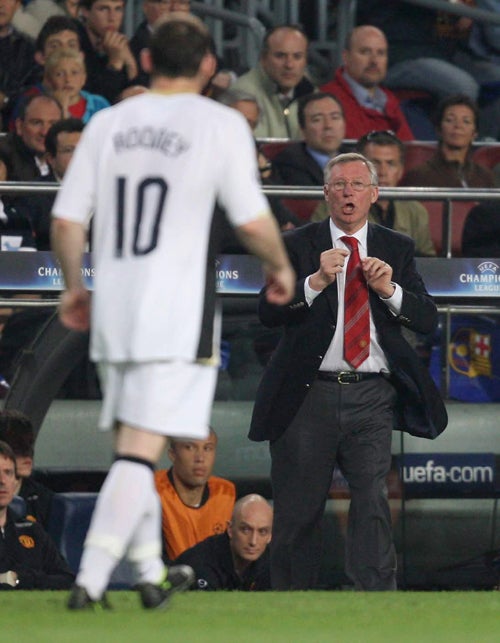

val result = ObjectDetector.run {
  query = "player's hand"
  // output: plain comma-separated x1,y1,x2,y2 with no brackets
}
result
59,288,91,332
265,265,296,305
361,257,394,298
309,248,349,292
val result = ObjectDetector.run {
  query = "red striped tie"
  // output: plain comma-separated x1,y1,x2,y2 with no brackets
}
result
341,236,370,368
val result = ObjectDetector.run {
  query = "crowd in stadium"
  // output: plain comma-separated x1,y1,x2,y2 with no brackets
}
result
1,0,499,597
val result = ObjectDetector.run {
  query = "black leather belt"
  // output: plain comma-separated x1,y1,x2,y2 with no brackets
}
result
316,371,385,384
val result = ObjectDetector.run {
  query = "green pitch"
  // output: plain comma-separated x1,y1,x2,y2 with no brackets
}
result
1,591,498,643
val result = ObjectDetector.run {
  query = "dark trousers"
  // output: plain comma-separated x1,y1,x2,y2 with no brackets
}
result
270,376,397,590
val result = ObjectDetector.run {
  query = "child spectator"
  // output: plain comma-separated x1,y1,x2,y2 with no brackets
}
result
44,48,109,122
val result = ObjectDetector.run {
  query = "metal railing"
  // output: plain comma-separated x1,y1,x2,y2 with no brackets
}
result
262,185,500,259
1,181,500,259
1,180,499,399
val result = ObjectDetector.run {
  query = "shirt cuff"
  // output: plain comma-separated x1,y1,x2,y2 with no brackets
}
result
304,275,322,306
379,282,402,315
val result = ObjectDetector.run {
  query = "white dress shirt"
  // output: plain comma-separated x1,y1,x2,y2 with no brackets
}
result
304,220,403,373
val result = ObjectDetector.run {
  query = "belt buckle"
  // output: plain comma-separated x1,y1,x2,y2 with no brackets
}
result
337,371,359,384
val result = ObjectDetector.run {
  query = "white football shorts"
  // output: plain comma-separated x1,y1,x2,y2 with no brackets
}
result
97,360,217,439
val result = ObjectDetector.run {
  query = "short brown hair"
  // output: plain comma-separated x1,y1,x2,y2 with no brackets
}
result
0,440,17,471
150,15,214,78
0,410,35,457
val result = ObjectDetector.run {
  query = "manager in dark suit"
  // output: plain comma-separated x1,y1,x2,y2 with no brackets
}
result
249,152,447,591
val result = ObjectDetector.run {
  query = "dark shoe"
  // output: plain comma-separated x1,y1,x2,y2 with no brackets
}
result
67,585,112,611
137,564,194,610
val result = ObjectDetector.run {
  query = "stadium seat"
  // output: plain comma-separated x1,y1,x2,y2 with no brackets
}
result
422,200,476,256
403,142,437,173
48,492,135,588
258,141,292,160
471,145,500,170
281,197,322,223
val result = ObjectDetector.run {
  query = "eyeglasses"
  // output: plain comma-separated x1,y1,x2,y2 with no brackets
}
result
330,180,374,192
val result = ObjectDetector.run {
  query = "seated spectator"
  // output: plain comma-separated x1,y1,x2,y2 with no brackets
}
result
34,13,82,67
0,0,37,132
154,427,236,561
216,88,299,234
462,201,500,257
401,95,495,188
131,0,190,85
232,24,315,139
0,410,54,526
0,440,74,590
16,117,83,249
272,91,346,186
0,94,62,181
77,0,138,103
358,130,436,256
175,494,272,591
321,25,414,141
454,0,500,137
7,14,83,129
12,0,84,42
357,1,500,141
44,48,109,121
0,149,36,251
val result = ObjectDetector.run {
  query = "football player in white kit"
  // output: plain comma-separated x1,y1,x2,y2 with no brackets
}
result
51,13,295,610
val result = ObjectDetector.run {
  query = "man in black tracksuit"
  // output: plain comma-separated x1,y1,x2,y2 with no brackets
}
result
0,441,74,590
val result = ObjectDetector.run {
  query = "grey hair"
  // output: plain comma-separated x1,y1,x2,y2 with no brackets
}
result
323,152,378,186
216,88,261,113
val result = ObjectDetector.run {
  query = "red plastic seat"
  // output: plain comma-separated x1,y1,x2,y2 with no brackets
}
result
403,142,437,173
422,200,476,256
471,145,500,170
281,198,322,223
259,141,293,160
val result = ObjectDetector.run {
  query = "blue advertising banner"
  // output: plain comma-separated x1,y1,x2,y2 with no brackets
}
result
0,253,500,298
397,453,497,497
417,257,500,298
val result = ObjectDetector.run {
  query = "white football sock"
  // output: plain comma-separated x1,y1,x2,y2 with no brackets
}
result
76,458,162,599
127,486,165,585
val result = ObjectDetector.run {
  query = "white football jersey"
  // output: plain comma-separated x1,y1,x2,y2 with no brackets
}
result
52,92,270,362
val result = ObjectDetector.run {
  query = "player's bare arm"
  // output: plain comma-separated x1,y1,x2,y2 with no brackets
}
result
51,218,90,331
235,216,295,305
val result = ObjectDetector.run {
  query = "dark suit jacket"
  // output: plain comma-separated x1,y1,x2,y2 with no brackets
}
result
249,220,448,442
273,142,324,186
0,134,42,182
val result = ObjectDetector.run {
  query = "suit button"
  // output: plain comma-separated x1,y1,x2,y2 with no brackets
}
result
318,355,323,360
305,383,310,388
